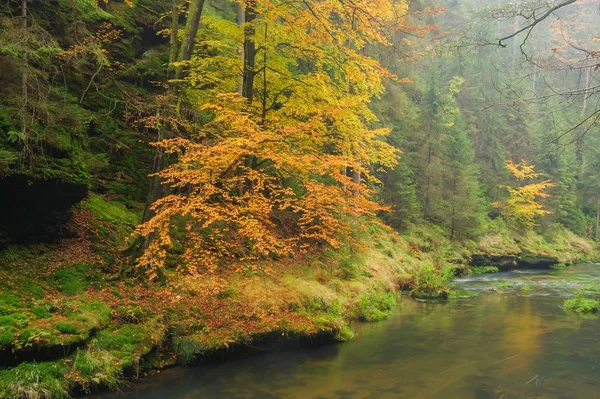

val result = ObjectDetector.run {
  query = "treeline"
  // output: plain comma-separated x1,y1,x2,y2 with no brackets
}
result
0,0,598,278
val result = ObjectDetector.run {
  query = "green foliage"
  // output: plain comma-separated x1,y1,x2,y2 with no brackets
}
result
0,362,69,399
333,324,355,342
410,263,452,299
520,285,532,293
469,266,499,275
0,313,29,329
564,295,599,314
72,348,123,392
31,306,53,319
113,304,149,324
0,328,14,346
357,289,397,322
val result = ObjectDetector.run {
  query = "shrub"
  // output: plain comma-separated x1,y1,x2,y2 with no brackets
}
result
357,289,397,322
410,263,452,299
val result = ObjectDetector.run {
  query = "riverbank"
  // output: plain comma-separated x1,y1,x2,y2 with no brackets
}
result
0,194,597,398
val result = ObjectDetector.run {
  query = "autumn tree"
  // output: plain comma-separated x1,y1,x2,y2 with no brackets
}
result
493,160,554,229
134,0,410,279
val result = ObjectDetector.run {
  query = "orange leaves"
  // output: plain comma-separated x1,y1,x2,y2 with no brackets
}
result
133,0,408,280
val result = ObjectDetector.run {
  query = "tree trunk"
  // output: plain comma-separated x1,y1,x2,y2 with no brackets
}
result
423,142,432,220
178,0,205,68
450,176,457,240
167,0,180,80
242,0,257,104
352,165,361,197
594,197,600,241
237,1,245,95
20,0,28,160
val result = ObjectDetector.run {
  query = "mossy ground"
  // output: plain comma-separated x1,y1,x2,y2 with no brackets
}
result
0,198,597,398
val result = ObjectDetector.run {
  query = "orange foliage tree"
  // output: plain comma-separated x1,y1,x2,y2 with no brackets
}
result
492,160,554,229
134,0,414,280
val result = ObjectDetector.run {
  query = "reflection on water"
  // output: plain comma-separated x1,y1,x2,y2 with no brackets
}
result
100,264,600,399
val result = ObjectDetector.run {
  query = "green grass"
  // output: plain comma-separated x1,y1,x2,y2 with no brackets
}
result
72,348,123,391
0,361,69,399
356,289,397,322
564,295,599,314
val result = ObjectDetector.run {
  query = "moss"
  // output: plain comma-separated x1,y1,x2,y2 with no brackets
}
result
0,294,23,316
113,304,149,324
489,279,516,291
23,283,45,299
0,361,69,399
32,305,53,319
172,336,203,365
82,194,140,231
551,263,567,269
448,289,478,298
53,266,88,296
0,327,14,346
55,321,78,334
520,285,532,293
564,295,599,314
581,285,600,293
469,266,499,275
17,328,52,349
70,302,112,328
333,324,354,342
357,289,397,322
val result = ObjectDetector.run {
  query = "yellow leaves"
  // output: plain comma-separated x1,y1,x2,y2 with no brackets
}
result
506,159,543,180
494,160,554,229
133,0,415,279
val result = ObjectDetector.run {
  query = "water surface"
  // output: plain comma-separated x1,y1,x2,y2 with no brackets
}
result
101,264,600,398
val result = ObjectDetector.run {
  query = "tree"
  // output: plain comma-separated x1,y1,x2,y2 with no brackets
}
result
493,160,554,229
134,0,409,279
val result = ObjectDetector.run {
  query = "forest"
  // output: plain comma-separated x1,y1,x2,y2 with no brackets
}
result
0,0,599,397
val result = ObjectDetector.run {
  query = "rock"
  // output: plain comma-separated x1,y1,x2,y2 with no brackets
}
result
0,174,88,247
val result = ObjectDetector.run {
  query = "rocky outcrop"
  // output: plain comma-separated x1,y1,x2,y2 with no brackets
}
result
0,174,87,247
471,252,560,270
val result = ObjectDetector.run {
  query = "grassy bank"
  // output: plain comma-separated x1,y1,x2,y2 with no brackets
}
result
0,195,597,398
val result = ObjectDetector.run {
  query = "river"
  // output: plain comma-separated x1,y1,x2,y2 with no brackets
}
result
98,263,600,398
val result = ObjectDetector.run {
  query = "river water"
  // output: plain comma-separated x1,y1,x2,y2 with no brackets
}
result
101,264,600,398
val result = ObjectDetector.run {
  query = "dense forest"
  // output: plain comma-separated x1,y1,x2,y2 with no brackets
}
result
0,0,599,397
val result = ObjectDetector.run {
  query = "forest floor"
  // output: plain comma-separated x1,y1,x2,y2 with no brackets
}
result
0,194,597,398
